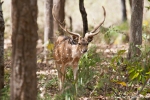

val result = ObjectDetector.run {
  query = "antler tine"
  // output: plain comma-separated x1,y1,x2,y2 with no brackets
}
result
66,29,81,37
85,30,100,38
90,6,106,33
52,5,81,37
52,5,67,32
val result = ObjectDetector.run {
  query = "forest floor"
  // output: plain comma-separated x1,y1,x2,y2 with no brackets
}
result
2,0,150,99
4,41,150,100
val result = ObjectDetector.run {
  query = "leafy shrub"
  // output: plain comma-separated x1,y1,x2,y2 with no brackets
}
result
0,69,10,100
103,22,129,44
55,45,101,99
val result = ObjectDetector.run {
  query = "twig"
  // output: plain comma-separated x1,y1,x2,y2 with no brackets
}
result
137,78,149,96
131,77,150,100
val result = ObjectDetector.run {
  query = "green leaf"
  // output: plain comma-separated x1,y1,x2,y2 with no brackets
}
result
117,50,126,55
131,72,139,80
116,81,127,87
128,68,135,74
47,43,54,51
145,6,150,10
146,71,150,75
111,56,118,63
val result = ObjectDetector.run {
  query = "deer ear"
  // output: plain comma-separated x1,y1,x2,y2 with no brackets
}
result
87,36,93,42
72,35,79,44
85,33,94,43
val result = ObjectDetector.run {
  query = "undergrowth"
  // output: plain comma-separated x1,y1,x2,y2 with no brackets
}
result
2,22,150,99
51,41,150,99
2,42,150,100
2,37,150,100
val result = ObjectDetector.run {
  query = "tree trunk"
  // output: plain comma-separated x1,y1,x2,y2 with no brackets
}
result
0,1,4,96
129,0,132,9
53,0,65,35
11,0,38,100
127,0,144,59
79,0,88,37
121,0,127,22
69,16,72,31
44,0,53,61
44,0,53,43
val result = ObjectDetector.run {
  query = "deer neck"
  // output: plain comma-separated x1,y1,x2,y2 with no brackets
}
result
71,45,82,58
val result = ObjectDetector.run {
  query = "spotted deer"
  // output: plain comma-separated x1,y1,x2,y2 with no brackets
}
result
53,6,106,90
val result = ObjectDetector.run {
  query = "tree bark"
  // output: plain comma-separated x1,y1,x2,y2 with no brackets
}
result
79,0,88,37
127,0,144,59
69,16,72,31
44,0,53,43
129,0,132,9
121,0,127,22
53,0,65,35
11,0,38,100
44,0,53,62
0,1,4,96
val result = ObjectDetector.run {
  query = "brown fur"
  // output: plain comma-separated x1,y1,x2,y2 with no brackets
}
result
53,36,89,90
53,6,106,90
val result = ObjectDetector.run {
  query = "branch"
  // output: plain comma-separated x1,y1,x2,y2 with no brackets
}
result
79,0,88,37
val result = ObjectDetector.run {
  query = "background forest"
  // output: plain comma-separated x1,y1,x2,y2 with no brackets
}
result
0,0,150,100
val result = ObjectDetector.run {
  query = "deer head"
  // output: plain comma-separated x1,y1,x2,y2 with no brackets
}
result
52,5,106,54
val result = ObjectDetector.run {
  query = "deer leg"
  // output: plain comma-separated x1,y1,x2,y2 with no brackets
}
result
60,64,66,89
73,65,78,81
56,64,66,90
55,64,62,90
73,63,79,92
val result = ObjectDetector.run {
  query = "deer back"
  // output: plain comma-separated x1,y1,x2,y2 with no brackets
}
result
53,36,81,65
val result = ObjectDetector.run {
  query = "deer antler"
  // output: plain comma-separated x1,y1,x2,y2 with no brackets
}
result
86,6,106,37
52,5,81,37
52,5,66,31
